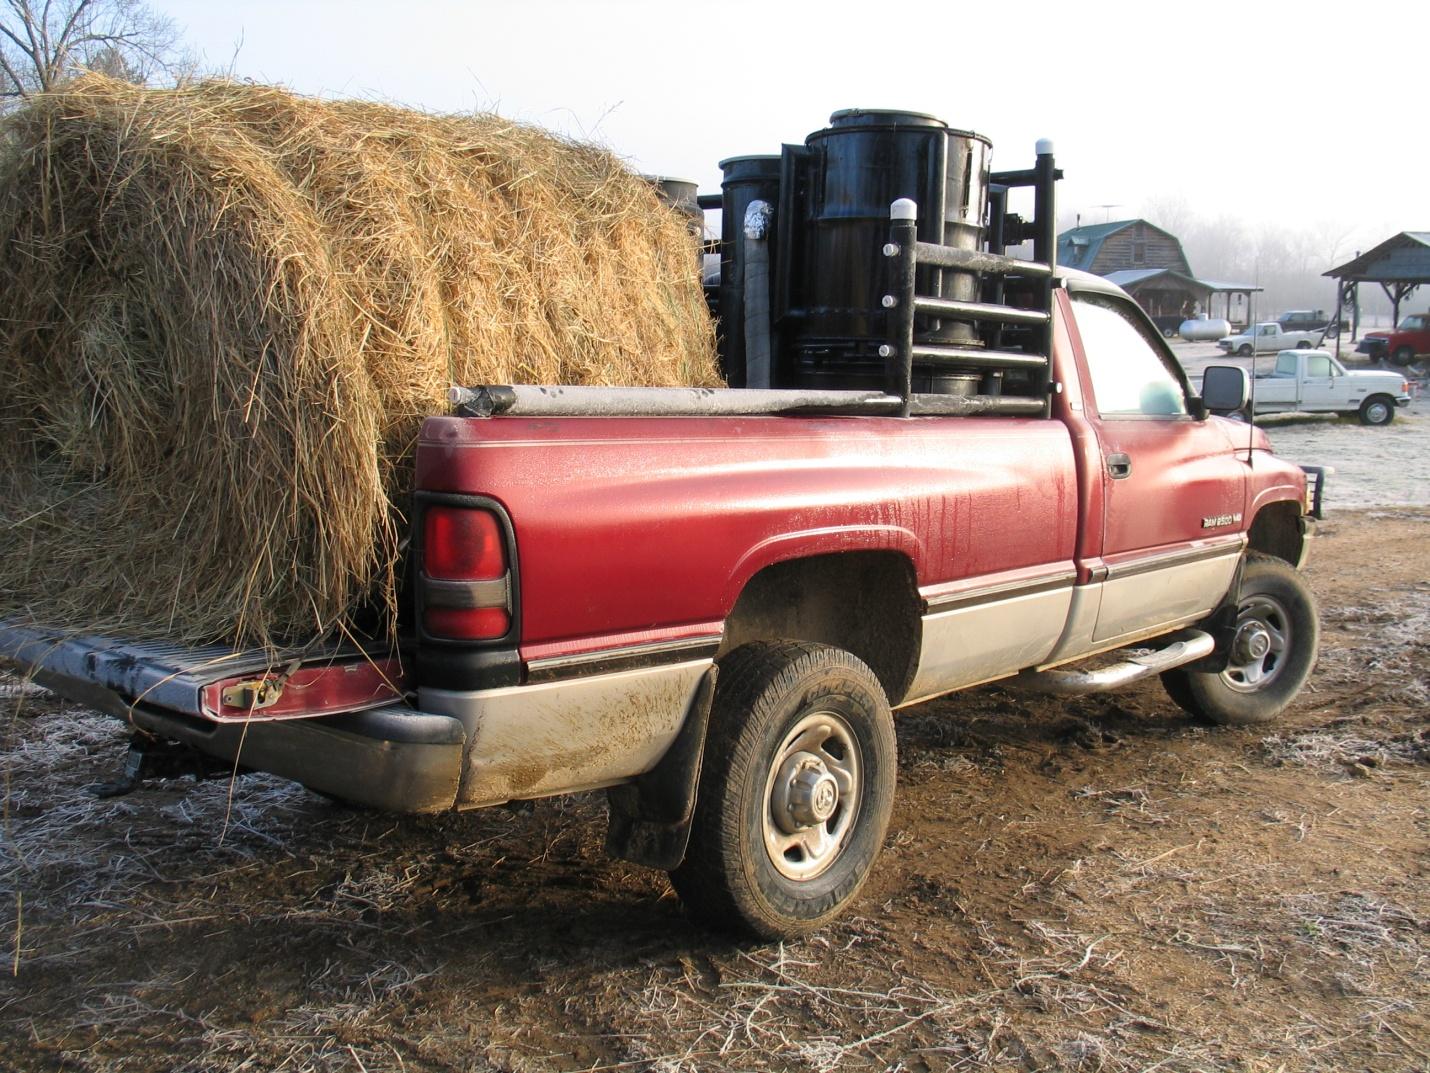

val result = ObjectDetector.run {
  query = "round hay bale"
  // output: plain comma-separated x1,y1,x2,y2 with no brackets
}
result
0,76,719,648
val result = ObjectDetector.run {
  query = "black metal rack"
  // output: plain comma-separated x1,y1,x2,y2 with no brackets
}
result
881,142,1061,418
452,133,1064,423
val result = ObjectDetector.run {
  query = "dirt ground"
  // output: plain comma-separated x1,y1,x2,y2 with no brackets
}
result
2,515,1427,1068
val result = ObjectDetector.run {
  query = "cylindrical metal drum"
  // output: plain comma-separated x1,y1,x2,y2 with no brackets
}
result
716,155,782,387
786,109,992,394
1179,316,1233,341
643,175,703,239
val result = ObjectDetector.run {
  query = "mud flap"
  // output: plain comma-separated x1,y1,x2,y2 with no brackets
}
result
605,666,717,871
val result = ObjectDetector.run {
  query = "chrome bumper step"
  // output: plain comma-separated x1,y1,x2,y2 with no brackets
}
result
1014,630,1216,696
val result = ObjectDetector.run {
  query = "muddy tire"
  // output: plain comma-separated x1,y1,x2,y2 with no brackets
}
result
1161,556,1318,725
1358,395,1395,426
670,641,896,939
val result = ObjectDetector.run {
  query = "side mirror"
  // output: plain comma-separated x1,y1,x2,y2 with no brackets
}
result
1200,365,1250,414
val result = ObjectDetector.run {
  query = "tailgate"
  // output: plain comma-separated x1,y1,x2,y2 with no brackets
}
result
0,621,404,722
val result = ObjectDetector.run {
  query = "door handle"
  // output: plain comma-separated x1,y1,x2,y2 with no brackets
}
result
1107,452,1132,479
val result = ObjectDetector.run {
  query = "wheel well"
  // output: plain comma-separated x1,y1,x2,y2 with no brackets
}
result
1247,501,1303,566
719,552,921,704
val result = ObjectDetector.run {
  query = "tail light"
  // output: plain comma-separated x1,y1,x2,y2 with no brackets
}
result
421,505,513,641
203,658,406,722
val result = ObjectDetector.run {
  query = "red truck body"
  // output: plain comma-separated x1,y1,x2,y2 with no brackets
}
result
1356,312,1430,365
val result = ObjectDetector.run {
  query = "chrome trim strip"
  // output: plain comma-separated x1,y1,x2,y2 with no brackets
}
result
525,634,723,683
921,568,1077,612
1102,538,1245,582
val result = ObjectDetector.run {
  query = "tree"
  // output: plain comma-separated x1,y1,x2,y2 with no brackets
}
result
0,0,189,106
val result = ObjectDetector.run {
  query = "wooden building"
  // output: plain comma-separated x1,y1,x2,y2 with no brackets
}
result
1058,219,1191,276
1058,219,1259,329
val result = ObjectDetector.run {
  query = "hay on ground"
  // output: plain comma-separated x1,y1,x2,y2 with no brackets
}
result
0,76,718,649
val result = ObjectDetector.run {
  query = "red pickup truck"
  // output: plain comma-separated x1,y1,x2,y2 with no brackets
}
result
1,116,1326,939
1356,312,1430,365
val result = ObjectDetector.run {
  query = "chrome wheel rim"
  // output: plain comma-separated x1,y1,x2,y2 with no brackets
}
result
1222,594,1291,692
763,711,861,881
1366,402,1389,423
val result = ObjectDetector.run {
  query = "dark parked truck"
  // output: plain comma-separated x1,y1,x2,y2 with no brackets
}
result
0,110,1326,939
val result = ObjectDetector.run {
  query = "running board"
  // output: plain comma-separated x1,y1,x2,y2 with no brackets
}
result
1014,631,1215,696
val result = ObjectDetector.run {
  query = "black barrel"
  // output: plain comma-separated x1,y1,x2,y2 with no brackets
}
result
785,109,991,394
716,155,782,387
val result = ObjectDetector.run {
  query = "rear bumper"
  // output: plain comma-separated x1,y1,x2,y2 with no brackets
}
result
137,705,465,813
22,665,464,813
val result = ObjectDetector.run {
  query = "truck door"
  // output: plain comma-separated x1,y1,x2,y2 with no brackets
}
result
1294,351,1338,410
1067,291,1247,645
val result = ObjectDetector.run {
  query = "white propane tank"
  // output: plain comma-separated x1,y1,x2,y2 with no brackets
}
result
1180,316,1232,341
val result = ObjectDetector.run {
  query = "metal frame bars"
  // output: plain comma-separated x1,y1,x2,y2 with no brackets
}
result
878,142,1060,417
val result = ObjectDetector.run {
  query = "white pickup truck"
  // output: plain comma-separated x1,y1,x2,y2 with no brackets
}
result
1218,322,1323,355
1249,349,1412,425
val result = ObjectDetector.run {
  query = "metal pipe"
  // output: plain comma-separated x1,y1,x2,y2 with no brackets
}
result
885,199,919,415
742,200,775,389
913,296,1049,325
1033,139,1058,418
913,242,1052,278
906,345,1047,369
907,394,1045,416
989,166,1066,187
449,385,906,419
446,385,1049,420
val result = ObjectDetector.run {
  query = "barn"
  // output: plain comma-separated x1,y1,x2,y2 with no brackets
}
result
1057,219,1259,332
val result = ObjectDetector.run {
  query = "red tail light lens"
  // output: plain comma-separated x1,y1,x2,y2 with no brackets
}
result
424,607,511,640
422,505,513,641
424,507,505,579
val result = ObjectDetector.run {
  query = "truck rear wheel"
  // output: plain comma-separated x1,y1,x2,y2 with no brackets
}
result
1161,556,1318,725
1358,396,1395,426
670,641,896,939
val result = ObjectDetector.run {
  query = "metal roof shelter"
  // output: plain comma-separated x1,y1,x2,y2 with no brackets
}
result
1101,268,1261,322
1325,232,1430,355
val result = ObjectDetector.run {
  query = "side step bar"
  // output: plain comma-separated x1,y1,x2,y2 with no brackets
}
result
1014,631,1215,697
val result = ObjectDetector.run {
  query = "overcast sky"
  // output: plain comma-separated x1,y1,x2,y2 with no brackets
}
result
162,0,1422,260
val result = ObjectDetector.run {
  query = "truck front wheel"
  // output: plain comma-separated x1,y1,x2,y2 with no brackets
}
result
670,641,896,939
1237,343,1254,357
1161,556,1318,725
1391,345,1415,367
1359,396,1395,426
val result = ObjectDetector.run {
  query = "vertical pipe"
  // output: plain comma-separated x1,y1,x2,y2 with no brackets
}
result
982,185,1009,394
1333,280,1344,359
742,200,775,389
1033,140,1057,418
883,199,919,416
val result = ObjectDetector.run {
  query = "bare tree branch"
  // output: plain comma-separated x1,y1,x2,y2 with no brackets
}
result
0,0,190,107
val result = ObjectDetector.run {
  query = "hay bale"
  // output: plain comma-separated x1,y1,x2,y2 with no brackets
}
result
0,76,719,648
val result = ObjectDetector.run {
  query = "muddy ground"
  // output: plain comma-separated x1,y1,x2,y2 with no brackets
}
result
2,501,1427,1067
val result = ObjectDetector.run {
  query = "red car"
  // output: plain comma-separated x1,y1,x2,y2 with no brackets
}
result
1357,312,1430,365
